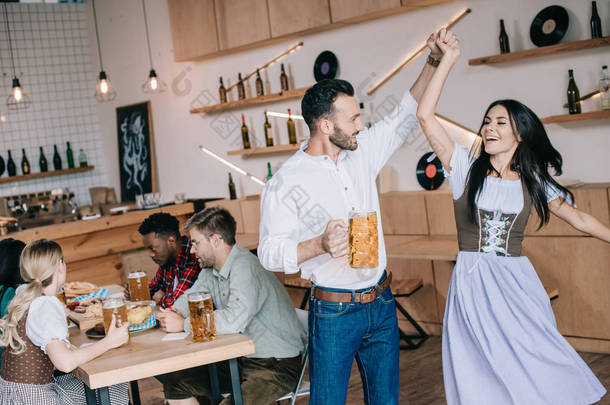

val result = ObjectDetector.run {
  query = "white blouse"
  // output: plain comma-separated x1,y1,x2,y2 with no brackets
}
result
26,295,70,354
446,142,573,214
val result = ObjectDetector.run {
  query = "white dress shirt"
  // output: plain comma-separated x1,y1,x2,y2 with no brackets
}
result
258,91,419,289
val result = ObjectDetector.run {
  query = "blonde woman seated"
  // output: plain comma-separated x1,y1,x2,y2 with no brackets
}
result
0,239,130,404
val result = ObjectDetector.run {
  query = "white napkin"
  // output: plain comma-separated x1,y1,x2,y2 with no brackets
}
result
162,332,188,341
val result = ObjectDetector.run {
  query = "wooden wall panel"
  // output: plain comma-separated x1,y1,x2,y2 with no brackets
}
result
167,0,218,61
523,237,610,340
121,248,159,281
210,199,244,234
379,191,429,235
214,0,270,50
267,0,331,37
66,254,124,286
525,187,610,236
240,198,261,234
425,191,456,235
58,226,143,264
329,0,400,22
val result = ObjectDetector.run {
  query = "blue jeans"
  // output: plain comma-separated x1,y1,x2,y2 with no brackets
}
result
308,272,399,405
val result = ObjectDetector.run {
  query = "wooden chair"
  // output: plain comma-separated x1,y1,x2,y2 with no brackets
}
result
276,308,310,404
391,277,429,350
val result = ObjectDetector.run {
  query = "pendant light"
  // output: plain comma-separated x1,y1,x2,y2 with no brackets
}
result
3,4,31,111
141,0,166,93
92,0,116,102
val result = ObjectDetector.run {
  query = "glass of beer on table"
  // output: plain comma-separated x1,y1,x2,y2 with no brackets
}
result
128,271,151,301
102,298,129,342
188,291,216,342
348,210,379,269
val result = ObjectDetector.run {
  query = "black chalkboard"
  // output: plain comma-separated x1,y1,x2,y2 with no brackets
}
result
116,101,156,201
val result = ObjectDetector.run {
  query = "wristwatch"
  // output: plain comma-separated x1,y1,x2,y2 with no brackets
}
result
427,55,441,67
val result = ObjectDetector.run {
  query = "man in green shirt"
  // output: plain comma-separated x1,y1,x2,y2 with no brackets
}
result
158,207,306,405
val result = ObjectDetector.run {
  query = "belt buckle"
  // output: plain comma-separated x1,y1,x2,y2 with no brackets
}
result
358,287,375,303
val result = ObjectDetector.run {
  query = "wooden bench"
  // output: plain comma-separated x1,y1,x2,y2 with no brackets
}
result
283,277,312,310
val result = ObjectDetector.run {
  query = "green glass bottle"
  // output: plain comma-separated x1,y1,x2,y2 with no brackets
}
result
280,64,289,92
66,141,75,168
567,69,581,115
39,146,48,172
266,162,273,182
7,150,16,177
264,111,273,147
219,77,227,103
237,73,246,100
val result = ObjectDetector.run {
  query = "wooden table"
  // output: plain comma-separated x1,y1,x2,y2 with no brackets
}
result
69,327,255,405
387,236,459,261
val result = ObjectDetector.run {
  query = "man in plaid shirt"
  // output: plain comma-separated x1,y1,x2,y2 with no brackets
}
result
138,213,201,308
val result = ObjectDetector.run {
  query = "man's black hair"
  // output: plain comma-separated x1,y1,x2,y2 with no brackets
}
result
301,79,354,132
0,238,26,289
138,213,180,239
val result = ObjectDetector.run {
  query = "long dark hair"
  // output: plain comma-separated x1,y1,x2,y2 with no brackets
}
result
466,100,574,229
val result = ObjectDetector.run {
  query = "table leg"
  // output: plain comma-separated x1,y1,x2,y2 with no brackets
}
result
84,384,97,405
229,358,243,405
130,380,142,405
97,387,112,405
208,363,223,405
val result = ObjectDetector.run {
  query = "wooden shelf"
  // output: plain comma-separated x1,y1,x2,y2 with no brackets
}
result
227,144,301,157
189,87,309,114
0,166,95,184
541,110,610,124
469,37,610,66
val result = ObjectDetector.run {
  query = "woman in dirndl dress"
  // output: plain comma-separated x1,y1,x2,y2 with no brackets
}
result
415,29,609,404
0,239,130,404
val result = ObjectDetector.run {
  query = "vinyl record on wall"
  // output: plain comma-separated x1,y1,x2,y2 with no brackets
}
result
313,50,339,82
530,5,569,47
416,152,445,190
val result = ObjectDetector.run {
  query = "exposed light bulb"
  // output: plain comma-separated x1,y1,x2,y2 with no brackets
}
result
95,70,116,102
142,69,167,93
7,77,30,110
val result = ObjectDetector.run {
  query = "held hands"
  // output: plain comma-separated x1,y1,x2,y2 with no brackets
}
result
157,307,185,333
321,219,349,258
434,28,460,63
152,290,164,305
103,313,129,349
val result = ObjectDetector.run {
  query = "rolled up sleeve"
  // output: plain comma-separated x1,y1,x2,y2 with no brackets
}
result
258,176,300,274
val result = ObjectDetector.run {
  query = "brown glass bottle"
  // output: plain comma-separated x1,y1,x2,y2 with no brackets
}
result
241,114,251,149
280,64,289,92
228,173,237,200
264,111,273,147
219,77,227,103
237,73,246,100
255,69,264,97
567,69,581,115
287,109,297,145
21,148,30,175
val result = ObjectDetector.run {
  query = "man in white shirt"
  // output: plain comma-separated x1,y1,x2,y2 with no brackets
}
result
258,30,452,404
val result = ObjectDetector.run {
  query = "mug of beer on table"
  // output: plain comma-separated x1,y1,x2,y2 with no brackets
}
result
188,291,216,342
128,271,151,301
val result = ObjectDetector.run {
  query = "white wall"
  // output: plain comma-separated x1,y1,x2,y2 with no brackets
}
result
87,0,610,202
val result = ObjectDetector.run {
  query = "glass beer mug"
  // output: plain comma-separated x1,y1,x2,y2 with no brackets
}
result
128,271,151,301
188,291,216,342
102,298,130,343
348,210,379,268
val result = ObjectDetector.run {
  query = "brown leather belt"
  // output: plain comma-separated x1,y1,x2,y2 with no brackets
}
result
313,273,392,304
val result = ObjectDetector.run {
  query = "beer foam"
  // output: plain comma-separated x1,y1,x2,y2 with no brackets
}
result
103,299,125,309
188,292,211,302
128,271,147,278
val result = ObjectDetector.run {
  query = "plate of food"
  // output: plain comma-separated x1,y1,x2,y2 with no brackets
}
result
64,281,98,298
127,300,157,333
